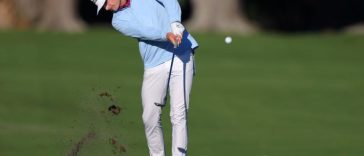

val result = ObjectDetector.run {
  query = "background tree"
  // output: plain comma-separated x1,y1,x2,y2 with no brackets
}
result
0,0,84,32
0,0,28,28
186,0,257,33
39,0,85,32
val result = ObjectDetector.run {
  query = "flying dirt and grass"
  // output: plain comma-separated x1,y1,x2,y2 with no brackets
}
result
0,29,364,156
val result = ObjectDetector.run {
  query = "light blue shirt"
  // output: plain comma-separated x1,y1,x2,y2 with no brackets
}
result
112,0,198,69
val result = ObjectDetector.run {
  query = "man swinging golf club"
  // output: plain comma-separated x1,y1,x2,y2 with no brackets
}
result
91,0,198,155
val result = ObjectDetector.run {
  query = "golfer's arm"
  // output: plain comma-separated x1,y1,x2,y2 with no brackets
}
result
157,0,181,23
112,19,168,41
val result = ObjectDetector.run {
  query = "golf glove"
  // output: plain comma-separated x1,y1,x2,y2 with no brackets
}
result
171,22,185,37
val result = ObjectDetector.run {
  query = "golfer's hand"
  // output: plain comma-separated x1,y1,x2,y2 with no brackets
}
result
166,32,181,48
171,22,184,44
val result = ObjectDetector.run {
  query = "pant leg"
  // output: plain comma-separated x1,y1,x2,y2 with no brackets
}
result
141,61,171,156
169,55,194,156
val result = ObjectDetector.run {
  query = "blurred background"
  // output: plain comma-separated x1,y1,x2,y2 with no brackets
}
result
2,0,364,32
1,0,364,156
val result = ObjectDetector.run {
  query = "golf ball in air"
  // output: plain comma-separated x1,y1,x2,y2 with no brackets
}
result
225,36,232,44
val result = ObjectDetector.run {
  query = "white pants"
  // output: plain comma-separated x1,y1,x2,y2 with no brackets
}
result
141,54,194,156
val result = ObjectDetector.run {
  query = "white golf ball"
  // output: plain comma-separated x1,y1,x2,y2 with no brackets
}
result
225,36,232,44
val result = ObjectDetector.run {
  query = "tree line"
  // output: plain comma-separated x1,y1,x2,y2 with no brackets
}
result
1,0,364,33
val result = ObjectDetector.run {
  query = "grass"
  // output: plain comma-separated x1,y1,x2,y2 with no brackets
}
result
0,29,364,156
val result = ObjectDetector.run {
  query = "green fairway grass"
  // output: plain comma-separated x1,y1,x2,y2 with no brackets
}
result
1,29,364,156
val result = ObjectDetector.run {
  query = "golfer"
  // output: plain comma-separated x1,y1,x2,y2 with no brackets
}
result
91,0,198,155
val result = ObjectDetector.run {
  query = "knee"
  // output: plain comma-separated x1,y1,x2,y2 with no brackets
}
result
170,112,187,126
142,110,161,127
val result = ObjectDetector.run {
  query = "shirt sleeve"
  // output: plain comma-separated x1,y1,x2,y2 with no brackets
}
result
156,0,181,23
112,18,168,41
